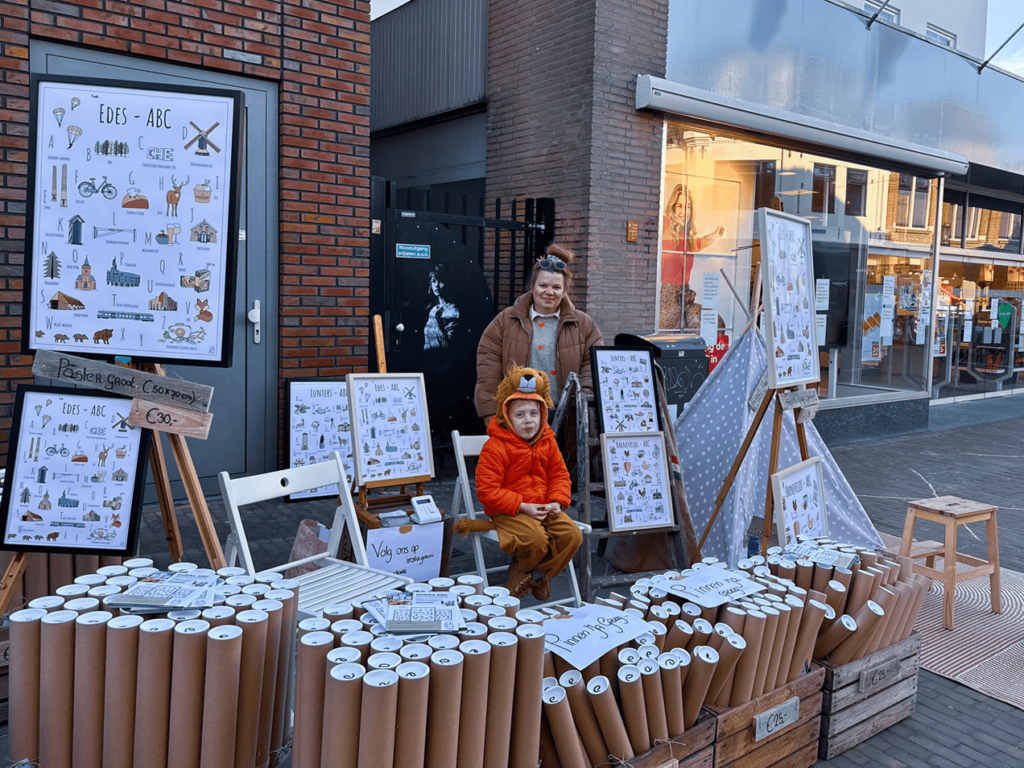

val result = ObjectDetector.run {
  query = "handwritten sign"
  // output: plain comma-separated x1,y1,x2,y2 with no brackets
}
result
754,697,799,742
748,367,769,412
127,399,213,439
32,350,213,412
778,388,818,411
542,604,653,670
365,521,443,582
859,659,901,693
666,568,764,608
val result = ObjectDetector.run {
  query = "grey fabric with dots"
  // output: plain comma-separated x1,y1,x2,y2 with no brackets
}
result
673,329,883,565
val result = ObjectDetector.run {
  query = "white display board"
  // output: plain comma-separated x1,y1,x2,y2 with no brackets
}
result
287,379,354,500
25,75,243,365
347,373,435,486
542,604,653,670
0,386,150,555
365,521,444,582
601,432,673,532
771,456,829,545
590,347,658,434
758,208,820,388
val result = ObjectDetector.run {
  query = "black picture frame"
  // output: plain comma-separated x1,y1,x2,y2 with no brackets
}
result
0,384,152,557
285,377,354,502
23,74,244,367
589,346,660,435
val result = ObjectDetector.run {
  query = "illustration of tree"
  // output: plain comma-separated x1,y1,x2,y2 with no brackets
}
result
20,487,30,504
44,251,61,279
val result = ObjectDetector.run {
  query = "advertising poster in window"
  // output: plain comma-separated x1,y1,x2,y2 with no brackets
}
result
862,291,884,363
24,75,243,366
287,379,355,500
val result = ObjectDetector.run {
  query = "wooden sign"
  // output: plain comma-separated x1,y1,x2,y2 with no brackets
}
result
127,399,213,439
796,403,819,423
858,658,902,693
32,350,213,412
778,388,818,411
748,367,769,411
754,696,799,742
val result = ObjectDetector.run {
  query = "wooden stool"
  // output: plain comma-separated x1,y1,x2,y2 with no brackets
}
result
899,495,1001,630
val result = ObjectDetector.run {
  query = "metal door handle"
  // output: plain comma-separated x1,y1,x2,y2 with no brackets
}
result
248,299,261,344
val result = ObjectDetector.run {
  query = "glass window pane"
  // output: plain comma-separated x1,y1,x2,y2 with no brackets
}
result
846,169,867,217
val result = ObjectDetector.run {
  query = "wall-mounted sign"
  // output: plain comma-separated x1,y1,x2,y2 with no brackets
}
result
396,244,431,259
24,75,243,366
287,379,355,500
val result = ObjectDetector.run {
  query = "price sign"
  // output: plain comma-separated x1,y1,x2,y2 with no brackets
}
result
754,697,799,742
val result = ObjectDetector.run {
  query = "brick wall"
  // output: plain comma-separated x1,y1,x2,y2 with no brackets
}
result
0,0,371,465
485,0,667,338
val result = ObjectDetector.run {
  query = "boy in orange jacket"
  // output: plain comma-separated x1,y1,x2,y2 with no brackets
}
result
459,366,583,599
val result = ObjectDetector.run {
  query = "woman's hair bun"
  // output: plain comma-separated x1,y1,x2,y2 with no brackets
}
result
545,243,575,264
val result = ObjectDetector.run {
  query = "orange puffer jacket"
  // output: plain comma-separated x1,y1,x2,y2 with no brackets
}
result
475,416,572,517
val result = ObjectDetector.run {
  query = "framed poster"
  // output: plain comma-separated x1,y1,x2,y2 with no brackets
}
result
771,457,829,545
601,432,673,533
24,74,243,366
758,208,820,388
287,379,355,501
590,347,659,434
0,385,151,556
347,374,435,487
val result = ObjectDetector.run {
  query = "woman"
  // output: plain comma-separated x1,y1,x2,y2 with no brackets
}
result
660,183,725,329
423,263,460,350
475,244,604,425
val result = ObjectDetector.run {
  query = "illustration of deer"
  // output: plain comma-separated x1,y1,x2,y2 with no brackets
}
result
165,175,189,216
97,444,110,467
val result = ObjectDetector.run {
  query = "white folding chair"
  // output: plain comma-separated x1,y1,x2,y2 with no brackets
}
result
449,430,590,609
218,450,412,619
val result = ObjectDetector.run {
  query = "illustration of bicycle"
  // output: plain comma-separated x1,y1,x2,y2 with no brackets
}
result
78,176,117,200
46,443,70,457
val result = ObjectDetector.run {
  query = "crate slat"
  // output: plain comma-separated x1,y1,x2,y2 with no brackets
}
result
710,667,826,737
819,632,920,690
603,713,716,768
715,692,822,765
818,696,916,761
822,654,918,713
718,717,820,768
822,675,916,737
765,740,819,768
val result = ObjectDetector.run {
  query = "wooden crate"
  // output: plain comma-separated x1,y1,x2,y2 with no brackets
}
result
706,666,825,768
816,631,920,761
598,711,716,768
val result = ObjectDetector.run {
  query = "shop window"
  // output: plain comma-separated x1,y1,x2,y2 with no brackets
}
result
864,0,899,24
896,174,930,229
999,213,1021,242
812,164,836,214
951,206,981,240
753,161,776,211
926,24,956,48
846,169,868,217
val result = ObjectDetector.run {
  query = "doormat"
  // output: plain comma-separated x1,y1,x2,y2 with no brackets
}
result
880,532,1024,711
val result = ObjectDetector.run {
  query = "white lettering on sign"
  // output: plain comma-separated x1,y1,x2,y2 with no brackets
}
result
859,659,901,693
666,568,764,608
543,604,653,671
754,697,799,742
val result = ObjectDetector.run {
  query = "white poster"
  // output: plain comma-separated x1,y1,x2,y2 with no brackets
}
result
666,568,764,608
880,305,894,346
814,279,830,312
542,604,653,670
861,291,883,363
699,309,719,348
365,522,444,582
771,457,829,545
27,77,241,364
601,432,673,532
815,314,827,347
701,272,720,310
591,348,658,434
934,311,948,357
288,380,354,500
882,276,896,307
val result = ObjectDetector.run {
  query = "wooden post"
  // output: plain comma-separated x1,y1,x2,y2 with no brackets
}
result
373,314,387,373
0,551,29,617
148,438,184,562
761,394,785,556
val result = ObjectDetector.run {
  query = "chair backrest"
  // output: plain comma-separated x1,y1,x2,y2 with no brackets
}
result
451,430,488,520
218,451,368,575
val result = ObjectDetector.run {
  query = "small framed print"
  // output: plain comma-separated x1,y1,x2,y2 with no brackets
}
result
0,384,152,556
287,379,355,500
590,346,659,435
601,432,674,533
771,457,829,545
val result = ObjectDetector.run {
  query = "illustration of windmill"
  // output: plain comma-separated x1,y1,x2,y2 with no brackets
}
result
112,412,134,432
185,122,221,156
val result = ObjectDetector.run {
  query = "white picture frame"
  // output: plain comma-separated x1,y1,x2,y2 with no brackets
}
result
771,457,829,545
758,208,820,388
287,379,355,500
590,346,659,434
601,432,674,533
347,373,435,487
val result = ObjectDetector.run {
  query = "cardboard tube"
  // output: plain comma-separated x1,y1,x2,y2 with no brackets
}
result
777,560,796,581
582,657,602,682
356,669,400,768
681,602,702,620
457,574,485,594
426,649,464,768
794,560,815,590
322,664,365,768
685,618,713,652
483,632,518,768
684,646,718,727
658,655,685,738
897,575,932,642
401,643,434,662
814,615,857,659
538,711,561,768
877,582,915,652
509,624,545,768
199,625,244,768
637,658,669,744
665,619,694,652
369,652,403,671
829,601,884,666
824,580,847,616
751,606,780,698
342,630,375,666
252,599,284,768
234,609,270,768
267,585,298,764
858,587,897,659
392,662,428,768
786,599,827,682
457,640,491,768
542,687,588,768
428,634,461,651
38,611,76,768
729,610,765,706
560,670,608,766
762,603,791,692
586,676,632,762
293,630,334,768
599,648,620,704
617,665,650,754
9,608,47,764
812,563,834,593
845,569,874,616
103,615,145,768
493,595,521,617
332,619,363,645
72,611,109,768
168,619,211,768
705,632,745,706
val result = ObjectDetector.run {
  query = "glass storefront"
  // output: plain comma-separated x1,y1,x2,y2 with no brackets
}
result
659,123,935,402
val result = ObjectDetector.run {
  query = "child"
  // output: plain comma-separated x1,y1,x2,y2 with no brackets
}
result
456,366,583,599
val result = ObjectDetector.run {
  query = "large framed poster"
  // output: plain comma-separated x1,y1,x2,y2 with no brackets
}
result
601,432,673,533
287,379,355,501
24,75,243,366
758,208,820,388
0,385,151,556
347,374,435,487
771,457,829,545
590,347,659,434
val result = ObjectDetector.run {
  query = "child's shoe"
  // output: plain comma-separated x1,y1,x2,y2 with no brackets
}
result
532,574,551,601
505,559,535,598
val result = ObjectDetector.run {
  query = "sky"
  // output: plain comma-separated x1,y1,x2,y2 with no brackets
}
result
985,0,1024,76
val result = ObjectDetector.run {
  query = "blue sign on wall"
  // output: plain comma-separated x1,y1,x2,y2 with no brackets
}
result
396,243,431,259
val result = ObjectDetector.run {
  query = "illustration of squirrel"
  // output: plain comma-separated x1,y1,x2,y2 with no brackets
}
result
195,299,213,323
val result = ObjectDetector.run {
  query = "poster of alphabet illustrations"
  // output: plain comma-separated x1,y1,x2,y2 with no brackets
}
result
771,457,829,545
347,374,435,487
287,379,355,500
0,385,151,556
590,347,659,434
24,75,243,366
601,432,673,532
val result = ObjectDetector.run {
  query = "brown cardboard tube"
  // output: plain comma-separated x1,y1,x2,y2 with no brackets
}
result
322,602,354,622
845,570,874,617
807,588,827,605
774,599,803,689
762,603,791,692
832,568,853,602
751,606,780,698
457,640,491,768
709,624,729,652
459,622,488,642
685,618,713,652
820,603,838,634
483,632,518,768
729,610,765,707
200,625,244,768
542,687,588,768
582,658,602,682
234,609,270,768
70,610,110,768
552,651,572,680
877,582,914,652
560,670,608,766
50,553,75,591
586,676,633,762
368,652,403,671
25,553,48,601
342,630,375,666
897,556,915,583
786,599,827,683
814,615,857,659
539,711,562,768
777,560,796,581
812,563,834,593
684,646,718,727
543,649,557,679
39,611,76,768
77,553,101,576
794,560,815,590
331,619,362,645
681,602,702,620
658,655,685,738
168,619,211,768
134,618,176,768
357,669,400,768
638,658,669,743
293,630,334,768
824,580,847,616
705,632,745,706
859,586,897,658
392,661,429,768
665,619,694,652
321,663,365,768
828,601,884,666
103,615,144,768
266,584,298,764
426,649,464,768
9,608,47,764
599,649,620,704
897,575,932,642
864,567,885,602
700,604,717,625
252,599,284,768
509,624,545,768
617,665,651,754
647,604,670,626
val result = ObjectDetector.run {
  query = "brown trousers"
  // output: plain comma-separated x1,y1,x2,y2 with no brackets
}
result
491,511,583,578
